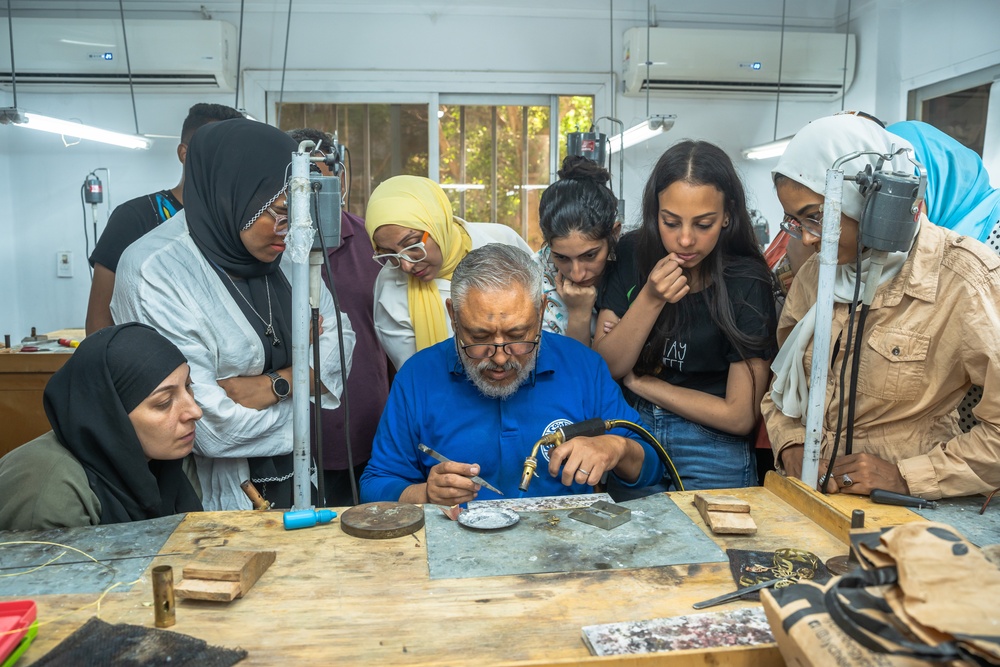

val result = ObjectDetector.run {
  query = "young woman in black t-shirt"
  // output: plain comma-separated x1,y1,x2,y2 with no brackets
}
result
594,140,777,491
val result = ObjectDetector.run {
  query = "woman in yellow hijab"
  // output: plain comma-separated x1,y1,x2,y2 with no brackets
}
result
365,176,532,370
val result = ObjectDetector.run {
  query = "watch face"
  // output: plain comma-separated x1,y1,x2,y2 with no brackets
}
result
273,376,290,397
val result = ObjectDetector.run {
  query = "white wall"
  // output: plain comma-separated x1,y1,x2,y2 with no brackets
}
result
2,0,997,337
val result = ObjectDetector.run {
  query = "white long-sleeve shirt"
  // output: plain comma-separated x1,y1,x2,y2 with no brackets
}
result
112,211,355,510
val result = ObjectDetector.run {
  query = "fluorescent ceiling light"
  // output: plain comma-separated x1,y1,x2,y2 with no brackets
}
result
1,108,152,149
608,114,676,154
742,137,792,161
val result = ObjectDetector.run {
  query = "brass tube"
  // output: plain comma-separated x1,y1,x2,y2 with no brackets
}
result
152,565,176,628
241,479,273,510
518,432,563,493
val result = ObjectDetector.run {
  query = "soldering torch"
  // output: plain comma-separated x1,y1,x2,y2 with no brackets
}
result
518,418,682,493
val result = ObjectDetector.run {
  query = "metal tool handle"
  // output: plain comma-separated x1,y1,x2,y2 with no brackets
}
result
870,488,937,509
692,577,790,610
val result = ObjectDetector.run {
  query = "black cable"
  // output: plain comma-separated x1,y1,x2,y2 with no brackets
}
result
276,0,293,128
80,181,93,280
821,194,871,491
773,0,787,142
117,0,140,136
234,0,245,109
605,419,684,491
844,302,871,456
840,0,852,112
312,305,325,505
5,0,16,108
312,186,359,505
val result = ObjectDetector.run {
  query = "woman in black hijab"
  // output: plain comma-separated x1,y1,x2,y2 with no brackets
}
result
110,119,355,511
0,323,203,530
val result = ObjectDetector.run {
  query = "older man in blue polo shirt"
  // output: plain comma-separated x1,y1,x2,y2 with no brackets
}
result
360,243,663,504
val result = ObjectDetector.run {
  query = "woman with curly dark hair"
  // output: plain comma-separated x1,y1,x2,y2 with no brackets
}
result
536,155,621,347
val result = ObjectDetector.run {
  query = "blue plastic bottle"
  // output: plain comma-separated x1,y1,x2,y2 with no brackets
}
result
283,508,337,530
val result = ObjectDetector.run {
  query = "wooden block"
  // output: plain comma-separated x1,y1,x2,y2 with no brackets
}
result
694,492,751,515
181,548,276,599
704,509,758,535
175,578,241,602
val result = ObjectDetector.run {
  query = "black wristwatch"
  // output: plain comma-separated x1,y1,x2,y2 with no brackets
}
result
267,371,290,402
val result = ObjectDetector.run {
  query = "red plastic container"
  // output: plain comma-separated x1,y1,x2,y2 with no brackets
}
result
0,600,36,663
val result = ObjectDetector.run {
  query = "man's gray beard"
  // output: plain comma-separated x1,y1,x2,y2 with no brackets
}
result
462,350,537,400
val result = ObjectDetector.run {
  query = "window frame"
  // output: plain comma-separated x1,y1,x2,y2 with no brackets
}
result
244,68,607,192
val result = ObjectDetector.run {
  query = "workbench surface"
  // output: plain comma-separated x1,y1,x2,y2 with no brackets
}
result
3,473,920,667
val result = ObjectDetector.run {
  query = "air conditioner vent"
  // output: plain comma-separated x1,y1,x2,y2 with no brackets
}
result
0,18,236,92
623,27,855,100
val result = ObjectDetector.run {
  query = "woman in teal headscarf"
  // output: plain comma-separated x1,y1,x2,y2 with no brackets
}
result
887,120,1000,245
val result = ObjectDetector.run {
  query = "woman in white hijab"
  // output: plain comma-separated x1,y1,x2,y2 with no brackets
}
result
761,113,1000,500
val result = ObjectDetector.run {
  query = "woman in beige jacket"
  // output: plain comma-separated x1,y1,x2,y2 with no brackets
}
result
762,113,1000,500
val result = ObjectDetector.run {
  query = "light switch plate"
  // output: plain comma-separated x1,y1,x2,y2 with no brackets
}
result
57,251,73,278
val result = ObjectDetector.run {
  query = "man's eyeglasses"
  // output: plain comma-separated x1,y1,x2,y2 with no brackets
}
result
372,231,429,268
780,212,823,240
459,335,540,359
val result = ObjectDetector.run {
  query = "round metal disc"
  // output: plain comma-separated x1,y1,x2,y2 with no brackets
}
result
340,502,425,539
825,555,854,575
457,507,520,531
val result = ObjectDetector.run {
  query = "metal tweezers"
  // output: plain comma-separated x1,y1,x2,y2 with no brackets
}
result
692,577,796,610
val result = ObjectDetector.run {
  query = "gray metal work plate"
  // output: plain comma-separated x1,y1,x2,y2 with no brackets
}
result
0,514,184,596
912,496,1000,547
425,493,725,580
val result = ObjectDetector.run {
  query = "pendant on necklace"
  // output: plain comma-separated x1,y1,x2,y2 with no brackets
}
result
264,325,280,346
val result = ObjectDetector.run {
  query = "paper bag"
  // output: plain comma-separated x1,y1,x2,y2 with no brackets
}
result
761,521,1000,666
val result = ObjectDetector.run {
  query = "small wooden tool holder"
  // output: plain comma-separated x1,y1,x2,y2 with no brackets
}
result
174,548,276,602
693,493,757,535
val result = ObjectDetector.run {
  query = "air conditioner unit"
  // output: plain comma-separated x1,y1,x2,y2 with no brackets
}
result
623,27,855,100
0,18,237,92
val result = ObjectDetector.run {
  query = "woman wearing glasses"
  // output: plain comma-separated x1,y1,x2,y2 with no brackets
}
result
594,141,778,491
762,113,1000,500
364,175,532,370
112,119,355,510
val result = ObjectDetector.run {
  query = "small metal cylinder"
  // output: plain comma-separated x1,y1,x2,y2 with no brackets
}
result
152,565,176,628
241,479,273,510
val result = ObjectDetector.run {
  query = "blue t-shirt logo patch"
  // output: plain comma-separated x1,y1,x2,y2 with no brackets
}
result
539,419,572,462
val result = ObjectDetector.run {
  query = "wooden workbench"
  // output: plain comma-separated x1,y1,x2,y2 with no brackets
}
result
0,329,83,458
4,474,921,666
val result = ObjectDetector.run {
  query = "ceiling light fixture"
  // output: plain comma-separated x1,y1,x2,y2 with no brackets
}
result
609,1,677,156
1,0,151,149
742,0,787,161
608,114,676,154
741,136,792,161
742,0,852,160
1,109,152,149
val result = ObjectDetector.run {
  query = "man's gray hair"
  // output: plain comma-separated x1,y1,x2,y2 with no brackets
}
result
451,243,543,313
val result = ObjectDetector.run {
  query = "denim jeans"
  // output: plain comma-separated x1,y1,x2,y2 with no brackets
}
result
634,397,757,492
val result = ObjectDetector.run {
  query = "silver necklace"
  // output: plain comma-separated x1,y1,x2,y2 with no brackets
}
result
224,273,280,346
